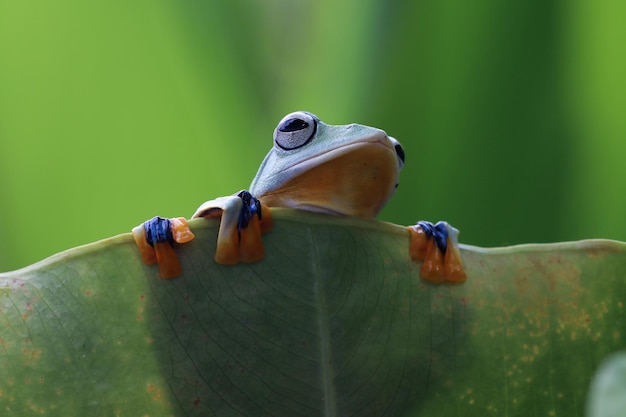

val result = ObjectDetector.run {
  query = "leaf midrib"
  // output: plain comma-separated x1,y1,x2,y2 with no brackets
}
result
310,225,337,417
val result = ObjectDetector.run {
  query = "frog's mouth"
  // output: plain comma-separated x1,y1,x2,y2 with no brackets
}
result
282,133,398,176
260,135,401,218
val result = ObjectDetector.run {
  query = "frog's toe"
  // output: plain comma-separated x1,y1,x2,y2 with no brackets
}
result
239,214,265,263
443,239,467,283
132,216,195,279
213,207,242,265
408,221,467,283
153,242,182,279
193,190,273,265
132,223,157,265
170,217,195,243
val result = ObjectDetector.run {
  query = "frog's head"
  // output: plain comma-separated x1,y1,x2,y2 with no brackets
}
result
250,111,405,218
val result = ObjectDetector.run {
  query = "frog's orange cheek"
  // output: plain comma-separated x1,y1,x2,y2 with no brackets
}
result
258,143,399,218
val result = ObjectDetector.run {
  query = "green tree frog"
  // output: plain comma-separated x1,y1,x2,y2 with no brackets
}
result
132,111,466,283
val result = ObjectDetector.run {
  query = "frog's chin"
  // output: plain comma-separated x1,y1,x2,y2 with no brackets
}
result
280,204,350,216
258,139,400,218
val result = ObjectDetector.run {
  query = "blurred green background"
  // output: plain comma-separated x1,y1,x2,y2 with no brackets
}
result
1,0,625,272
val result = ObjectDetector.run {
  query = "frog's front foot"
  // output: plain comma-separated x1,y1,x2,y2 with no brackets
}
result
192,190,273,265
132,216,195,279
132,191,272,279
407,221,467,283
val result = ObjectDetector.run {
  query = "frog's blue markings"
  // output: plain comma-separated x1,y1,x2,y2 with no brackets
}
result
236,190,263,236
144,216,174,247
418,221,449,254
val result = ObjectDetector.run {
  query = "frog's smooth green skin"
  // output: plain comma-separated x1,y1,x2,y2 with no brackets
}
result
249,111,403,218
137,111,466,282
190,111,404,267
192,193,271,265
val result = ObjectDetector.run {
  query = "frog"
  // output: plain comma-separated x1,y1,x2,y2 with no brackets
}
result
132,111,467,283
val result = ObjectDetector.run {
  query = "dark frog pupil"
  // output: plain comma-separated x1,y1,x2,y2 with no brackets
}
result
394,143,405,164
279,118,309,132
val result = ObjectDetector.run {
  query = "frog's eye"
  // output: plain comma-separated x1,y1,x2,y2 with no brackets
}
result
274,111,318,150
389,137,405,170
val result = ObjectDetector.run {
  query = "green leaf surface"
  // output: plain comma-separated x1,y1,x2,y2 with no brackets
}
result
1,209,625,416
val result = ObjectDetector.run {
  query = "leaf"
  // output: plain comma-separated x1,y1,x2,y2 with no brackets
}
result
1,209,625,416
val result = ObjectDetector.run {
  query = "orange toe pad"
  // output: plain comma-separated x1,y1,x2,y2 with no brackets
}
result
408,225,467,283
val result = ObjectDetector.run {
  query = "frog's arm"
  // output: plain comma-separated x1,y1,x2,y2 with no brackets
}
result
191,191,273,265
132,191,272,279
